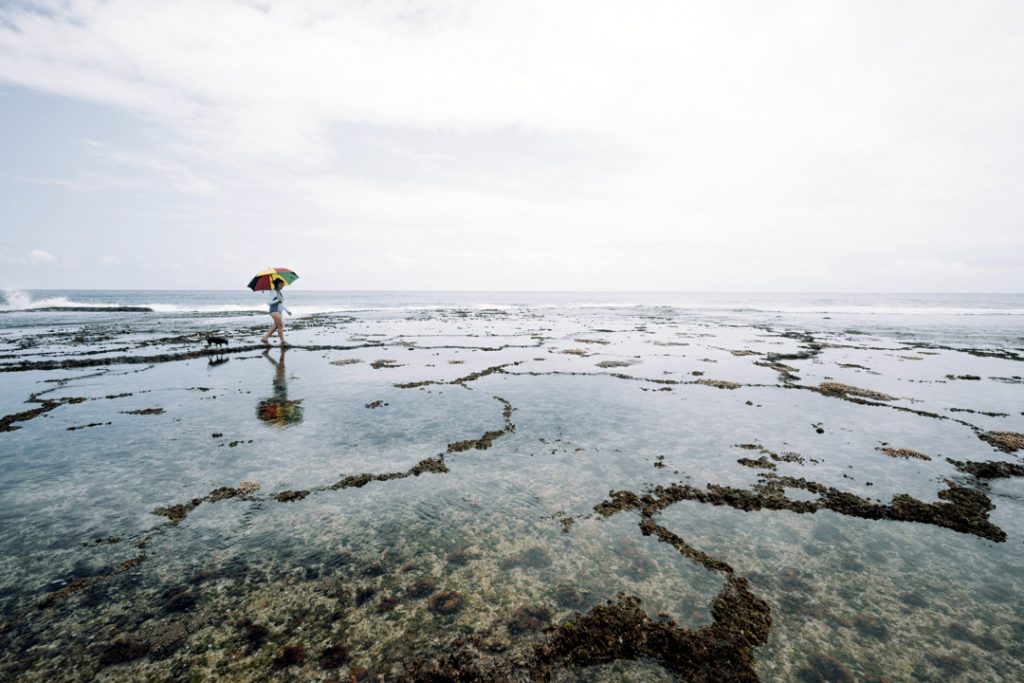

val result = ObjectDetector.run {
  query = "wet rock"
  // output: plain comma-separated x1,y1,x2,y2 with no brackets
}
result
876,446,931,461
795,653,854,683
948,623,1002,651
332,473,374,489
377,594,400,613
365,400,387,409
152,498,202,525
553,584,585,610
447,429,508,453
979,431,1024,453
899,592,928,609
817,382,895,402
410,457,448,476
163,590,197,613
148,621,188,659
428,591,463,616
619,553,657,581
276,489,310,502
317,576,351,601
208,486,242,502
319,644,350,669
542,584,770,681
272,644,306,668
355,587,377,606
597,477,1008,542
121,407,165,415
696,378,742,390
737,456,776,470
501,547,552,570
370,359,402,369
947,458,1024,479
596,360,633,368
928,653,967,675
507,605,552,634
446,550,474,566
98,639,150,667
407,578,436,599
853,614,888,640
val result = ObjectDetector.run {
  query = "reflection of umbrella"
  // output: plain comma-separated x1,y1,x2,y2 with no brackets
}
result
247,267,299,291
256,398,304,426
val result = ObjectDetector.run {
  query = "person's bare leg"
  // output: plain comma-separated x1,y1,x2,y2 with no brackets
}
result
274,313,287,346
262,315,282,348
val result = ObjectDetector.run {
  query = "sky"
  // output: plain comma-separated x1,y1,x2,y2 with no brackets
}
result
0,0,1022,291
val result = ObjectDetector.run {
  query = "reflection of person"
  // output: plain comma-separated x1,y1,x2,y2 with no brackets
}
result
260,278,290,347
256,348,303,427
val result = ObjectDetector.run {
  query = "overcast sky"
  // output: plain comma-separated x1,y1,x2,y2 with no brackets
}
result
1,0,1022,291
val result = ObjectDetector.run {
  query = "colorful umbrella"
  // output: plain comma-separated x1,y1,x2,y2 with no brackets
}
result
247,267,299,291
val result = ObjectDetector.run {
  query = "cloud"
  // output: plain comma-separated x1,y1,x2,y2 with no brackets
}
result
0,1,1022,290
29,249,57,264
19,140,218,194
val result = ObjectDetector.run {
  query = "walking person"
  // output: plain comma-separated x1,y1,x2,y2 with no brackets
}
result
261,278,290,346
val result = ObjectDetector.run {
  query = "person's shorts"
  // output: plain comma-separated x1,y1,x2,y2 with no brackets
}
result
269,303,282,314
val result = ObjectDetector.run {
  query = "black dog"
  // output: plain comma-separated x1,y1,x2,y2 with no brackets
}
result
205,336,229,347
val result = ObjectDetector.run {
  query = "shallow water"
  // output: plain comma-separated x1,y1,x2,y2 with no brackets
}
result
1,292,1023,681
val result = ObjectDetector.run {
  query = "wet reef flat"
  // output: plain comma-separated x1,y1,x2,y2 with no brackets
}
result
1,299,1023,681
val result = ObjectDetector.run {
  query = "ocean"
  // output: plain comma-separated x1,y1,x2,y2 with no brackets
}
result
1,289,1022,681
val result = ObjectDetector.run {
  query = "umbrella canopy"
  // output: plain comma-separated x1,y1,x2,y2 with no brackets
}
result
248,267,299,291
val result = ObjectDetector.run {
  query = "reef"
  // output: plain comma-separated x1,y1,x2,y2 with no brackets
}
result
697,378,742,390
428,591,463,616
876,446,931,461
5,311,1023,681
0,396,86,432
272,644,306,668
98,639,150,667
816,382,895,402
319,644,350,669
979,431,1024,453
595,475,1008,542
595,360,634,368
947,459,1024,479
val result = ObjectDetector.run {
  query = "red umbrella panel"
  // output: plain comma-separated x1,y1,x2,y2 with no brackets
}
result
247,268,299,291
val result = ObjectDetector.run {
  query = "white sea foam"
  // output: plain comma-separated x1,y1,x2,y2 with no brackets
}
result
0,290,108,311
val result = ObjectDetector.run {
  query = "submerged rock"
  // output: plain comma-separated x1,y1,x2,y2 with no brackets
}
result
98,639,150,667
272,644,306,668
428,591,463,616
508,605,552,634
979,431,1024,453
162,591,196,613
319,644,350,669
795,653,855,683
817,382,895,402
876,446,931,460
501,547,552,570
